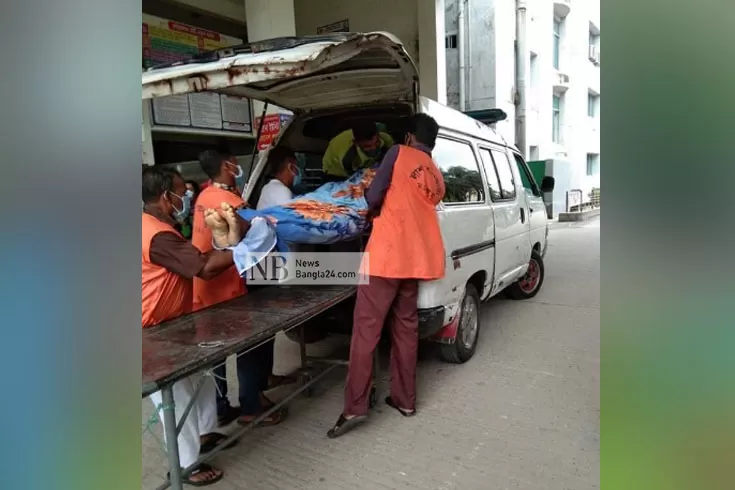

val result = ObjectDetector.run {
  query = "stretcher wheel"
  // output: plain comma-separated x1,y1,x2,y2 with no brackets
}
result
368,386,377,408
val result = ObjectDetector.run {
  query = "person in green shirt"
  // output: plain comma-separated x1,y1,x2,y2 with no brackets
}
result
322,121,394,179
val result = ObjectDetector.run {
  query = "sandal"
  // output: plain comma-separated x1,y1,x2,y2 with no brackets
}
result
199,432,238,454
237,407,288,427
385,396,416,417
168,463,223,487
326,413,367,439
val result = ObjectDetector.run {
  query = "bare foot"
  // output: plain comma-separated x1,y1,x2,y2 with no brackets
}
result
220,202,245,246
204,208,230,249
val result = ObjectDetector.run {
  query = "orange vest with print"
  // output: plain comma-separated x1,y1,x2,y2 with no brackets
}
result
142,213,193,328
362,145,446,279
191,186,247,311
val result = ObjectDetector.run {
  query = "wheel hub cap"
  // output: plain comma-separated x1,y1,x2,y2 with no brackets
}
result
460,293,479,349
518,259,540,293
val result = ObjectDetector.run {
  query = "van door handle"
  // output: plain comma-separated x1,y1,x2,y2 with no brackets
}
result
520,208,525,223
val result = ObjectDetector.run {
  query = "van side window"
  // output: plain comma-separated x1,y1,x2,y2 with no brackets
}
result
490,150,517,200
477,149,502,201
432,137,485,204
512,153,541,197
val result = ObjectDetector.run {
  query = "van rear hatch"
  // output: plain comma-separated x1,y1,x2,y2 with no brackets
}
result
142,32,418,112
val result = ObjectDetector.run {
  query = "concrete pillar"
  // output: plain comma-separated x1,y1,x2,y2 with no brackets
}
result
244,0,295,41
244,0,296,136
417,0,447,104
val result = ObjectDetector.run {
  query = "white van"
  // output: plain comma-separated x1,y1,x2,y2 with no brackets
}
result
142,32,555,363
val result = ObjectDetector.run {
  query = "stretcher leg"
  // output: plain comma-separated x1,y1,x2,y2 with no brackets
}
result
162,386,183,490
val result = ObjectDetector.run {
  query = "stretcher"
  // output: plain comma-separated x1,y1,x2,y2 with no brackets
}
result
142,284,380,490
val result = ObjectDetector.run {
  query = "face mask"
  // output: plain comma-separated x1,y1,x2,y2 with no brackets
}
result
362,146,381,159
229,162,245,189
170,189,193,223
291,164,302,189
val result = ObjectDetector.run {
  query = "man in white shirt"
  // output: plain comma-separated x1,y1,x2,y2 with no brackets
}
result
256,147,301,210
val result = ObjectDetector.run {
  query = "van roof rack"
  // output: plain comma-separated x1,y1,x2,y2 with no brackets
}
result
464,109,507,125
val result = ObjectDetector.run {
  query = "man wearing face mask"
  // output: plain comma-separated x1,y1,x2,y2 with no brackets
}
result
256,147,301,210
142,166,245,486
192,149,291,428
192,149,248,312
322,121,394,179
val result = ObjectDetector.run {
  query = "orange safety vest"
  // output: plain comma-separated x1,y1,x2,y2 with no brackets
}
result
361,145,446,280
142,213,193,328
191,186,247,311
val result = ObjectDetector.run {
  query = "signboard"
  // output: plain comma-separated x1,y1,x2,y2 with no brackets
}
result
317,19,350,34
151,93,252,133
142,13,241,69
255,113,293,150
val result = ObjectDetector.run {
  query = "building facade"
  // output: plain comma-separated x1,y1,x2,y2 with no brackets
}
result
445,0,600,196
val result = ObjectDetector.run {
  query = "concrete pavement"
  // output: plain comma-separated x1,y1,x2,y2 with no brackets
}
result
143,217,600,489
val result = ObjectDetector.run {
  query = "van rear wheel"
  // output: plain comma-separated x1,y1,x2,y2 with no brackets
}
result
438,284,481,364
507,250,545,300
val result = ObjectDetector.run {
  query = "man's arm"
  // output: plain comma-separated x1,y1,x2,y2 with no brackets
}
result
365,145,400,215
150,232,234,281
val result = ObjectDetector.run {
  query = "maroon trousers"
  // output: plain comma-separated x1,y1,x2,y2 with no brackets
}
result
344,276,419,416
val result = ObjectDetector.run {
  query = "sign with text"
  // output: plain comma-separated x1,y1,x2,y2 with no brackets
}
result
317,19,350,34
151,93,252,133
254,113,293,150
243,252,368,285
142,14,241,69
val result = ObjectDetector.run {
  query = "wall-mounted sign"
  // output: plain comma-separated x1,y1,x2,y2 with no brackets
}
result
255,113,293,150
142,13,241,69
317,19,350,34
151,93,252,133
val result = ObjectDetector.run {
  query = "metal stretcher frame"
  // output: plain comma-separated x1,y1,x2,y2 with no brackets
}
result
141,285,375,490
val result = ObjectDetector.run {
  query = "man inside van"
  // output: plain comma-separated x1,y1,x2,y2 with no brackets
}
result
322,121,394,179
327,114,446,438
256,147,301,210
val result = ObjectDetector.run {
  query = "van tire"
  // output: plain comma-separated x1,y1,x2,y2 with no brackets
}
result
507,250,545,300
438,284,481,364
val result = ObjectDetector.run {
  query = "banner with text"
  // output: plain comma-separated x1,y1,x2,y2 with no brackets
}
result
142,14,241,69
255,113,293,150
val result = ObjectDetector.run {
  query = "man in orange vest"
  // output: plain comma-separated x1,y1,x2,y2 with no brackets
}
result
192,149,289,428
143,166,245,485
327,114,446,438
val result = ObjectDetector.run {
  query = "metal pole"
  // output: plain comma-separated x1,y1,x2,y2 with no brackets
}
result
458,0,467,112
161,386,183,490
515,0,528,158
175,375,206,436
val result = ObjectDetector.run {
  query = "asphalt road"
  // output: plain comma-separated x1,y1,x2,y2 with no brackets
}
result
143,217,600,490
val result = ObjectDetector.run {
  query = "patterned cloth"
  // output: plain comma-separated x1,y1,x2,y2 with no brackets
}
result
238,167,377,245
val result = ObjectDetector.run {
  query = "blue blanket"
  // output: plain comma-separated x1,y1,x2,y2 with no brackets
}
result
238,167,377,245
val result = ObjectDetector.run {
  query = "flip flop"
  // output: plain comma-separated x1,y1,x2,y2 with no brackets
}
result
199,432,238,454
385,396,416,417
326,413,368,439
260,394,289,415
237,407,288,427
168,463,223,487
